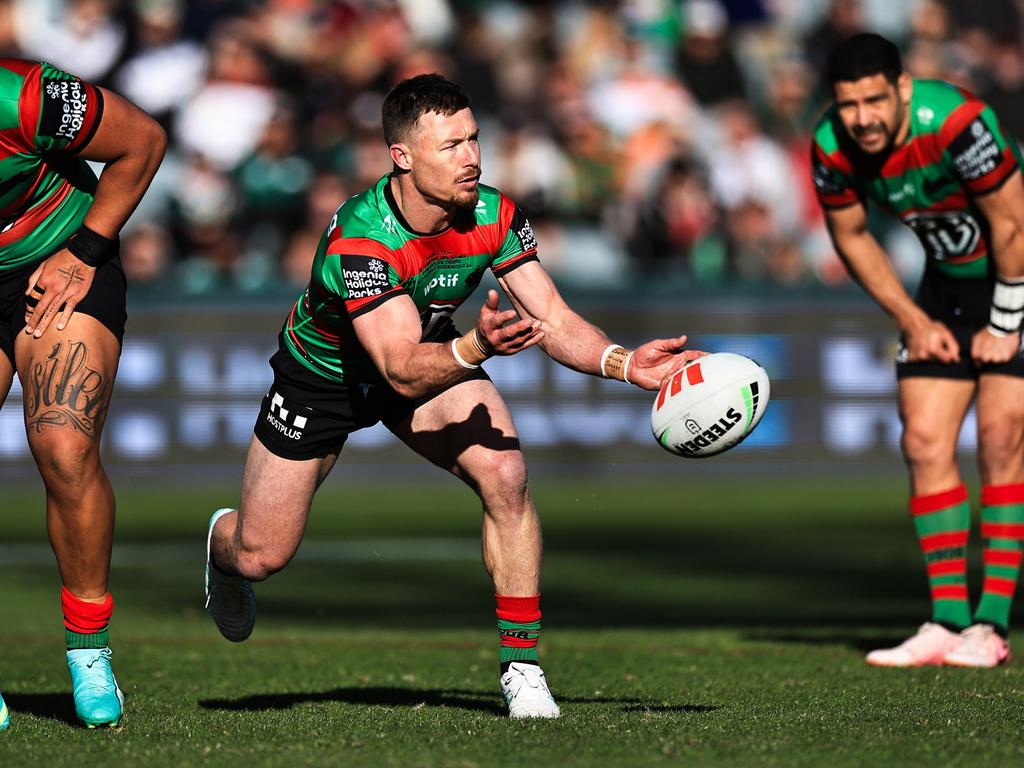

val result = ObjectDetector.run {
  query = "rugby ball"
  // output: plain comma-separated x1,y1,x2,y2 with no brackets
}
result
651,352,769,458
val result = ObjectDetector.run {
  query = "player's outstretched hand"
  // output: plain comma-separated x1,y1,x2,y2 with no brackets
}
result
970,327,1021,365
23,249,97,338
475,289,544,356
628,335,707,390
904,319,960,363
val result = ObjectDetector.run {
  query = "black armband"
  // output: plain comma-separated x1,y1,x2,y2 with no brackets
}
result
68,225,116,268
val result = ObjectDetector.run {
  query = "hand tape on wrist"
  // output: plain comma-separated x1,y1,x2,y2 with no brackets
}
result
990,277,1024,335
602,345,631,381
454,330,489,368
451,338,480,369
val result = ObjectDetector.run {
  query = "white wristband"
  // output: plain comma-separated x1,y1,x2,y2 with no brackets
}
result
990,277,1024,335
599,343,620,378
451,338,480,369
623,351,635,384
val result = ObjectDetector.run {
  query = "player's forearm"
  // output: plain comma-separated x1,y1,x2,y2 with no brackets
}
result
82,121,167,239
536,311,614,376
834,231,930,333
380,340,482,399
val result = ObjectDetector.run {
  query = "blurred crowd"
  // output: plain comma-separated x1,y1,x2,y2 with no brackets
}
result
1,0,1022,294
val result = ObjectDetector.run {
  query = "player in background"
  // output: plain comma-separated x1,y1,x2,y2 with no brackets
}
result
204,74,704,718
0,59,166,726
812,34,1024,667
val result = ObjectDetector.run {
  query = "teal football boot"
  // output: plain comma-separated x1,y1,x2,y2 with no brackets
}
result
67,648,123,727
0,690,9,730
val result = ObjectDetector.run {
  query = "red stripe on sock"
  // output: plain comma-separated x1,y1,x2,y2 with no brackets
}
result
981,483,1024,506
931,584,968,600
919,531,969,552
910,485,968,516
981,577,1017,598
499,636,538,648
61,587,113,634
926,559,967,577
495,594,541,624
981,523,1024,540
984,548,1023,567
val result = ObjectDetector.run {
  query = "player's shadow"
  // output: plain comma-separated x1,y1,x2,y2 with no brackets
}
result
198,686,720,717
397,402,522,463
2,692,79,727
742,629,910,653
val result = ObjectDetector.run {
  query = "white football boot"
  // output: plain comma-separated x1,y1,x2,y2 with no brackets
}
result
943,624,1011,668
500,662,560,719
865,622,961,667
205,508,256,642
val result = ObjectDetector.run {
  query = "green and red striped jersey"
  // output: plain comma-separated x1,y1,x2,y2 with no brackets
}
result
0,59,103,270
283,174,540,384
811,79,1023,279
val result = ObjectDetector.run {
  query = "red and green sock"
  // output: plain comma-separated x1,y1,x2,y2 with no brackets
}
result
496,594,541,673
974,484,1024,636
910,485,972,630
62,586,113,650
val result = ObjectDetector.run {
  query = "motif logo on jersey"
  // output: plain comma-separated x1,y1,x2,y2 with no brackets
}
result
40,77,88,142
950,118,1001,181
382,214,398,236
904,211,981,261
811,157,845,196
341,255,391,299
266,392,308,440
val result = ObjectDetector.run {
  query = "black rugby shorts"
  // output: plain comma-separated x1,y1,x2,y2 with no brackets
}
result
0,245,126,366
255,334,492,460
896,268,1024,380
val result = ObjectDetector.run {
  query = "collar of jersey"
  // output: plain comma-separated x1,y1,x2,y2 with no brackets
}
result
383,174,454,238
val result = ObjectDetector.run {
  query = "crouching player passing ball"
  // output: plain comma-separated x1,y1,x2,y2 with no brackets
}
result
203,74,704,718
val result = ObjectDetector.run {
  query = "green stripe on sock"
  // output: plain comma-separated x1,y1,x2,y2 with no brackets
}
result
66,628,109,650
975,499,1024,631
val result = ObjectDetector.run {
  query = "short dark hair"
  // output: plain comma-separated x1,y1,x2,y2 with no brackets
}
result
826,33,903,87
381,74,471,146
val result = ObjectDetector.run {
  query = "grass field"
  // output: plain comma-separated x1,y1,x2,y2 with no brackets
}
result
1,474,1023,766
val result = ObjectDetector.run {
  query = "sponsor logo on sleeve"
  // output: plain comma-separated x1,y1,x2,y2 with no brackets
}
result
341,255,391,299
950,118,1002,181
40,77,88,142
811,156,846,196
510,206,538,252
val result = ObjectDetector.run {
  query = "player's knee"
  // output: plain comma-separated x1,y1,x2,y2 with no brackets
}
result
977,419,1023,473
901,423,950,468
476,453,529,499
36,440,100,491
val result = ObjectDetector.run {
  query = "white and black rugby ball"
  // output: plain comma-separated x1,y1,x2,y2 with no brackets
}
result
651,352,770,458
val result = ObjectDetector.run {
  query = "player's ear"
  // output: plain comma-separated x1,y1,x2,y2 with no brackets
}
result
897,72,913,106
390,142,413,171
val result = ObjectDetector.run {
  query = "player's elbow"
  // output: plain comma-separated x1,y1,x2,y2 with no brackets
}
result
381,367,426,400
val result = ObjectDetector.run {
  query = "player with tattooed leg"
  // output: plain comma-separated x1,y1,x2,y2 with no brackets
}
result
0,59,165,727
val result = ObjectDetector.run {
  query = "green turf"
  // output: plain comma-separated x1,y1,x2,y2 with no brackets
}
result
1,476,1023,766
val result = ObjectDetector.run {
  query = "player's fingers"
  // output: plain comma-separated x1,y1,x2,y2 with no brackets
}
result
24,289,57,334
485,289,500,310
24,265,44,297
56,297,79,331
31,293,64,337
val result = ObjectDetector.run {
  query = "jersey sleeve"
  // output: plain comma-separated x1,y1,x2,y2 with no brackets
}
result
322,235,408,320
810,140,860,210
940,100,1020,196
491,196,540,278
18,61,104,155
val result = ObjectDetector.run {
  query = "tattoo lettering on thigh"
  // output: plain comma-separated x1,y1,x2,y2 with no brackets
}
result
25,341,113,441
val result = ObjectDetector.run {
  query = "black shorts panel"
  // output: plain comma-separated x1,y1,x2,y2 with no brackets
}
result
254,334,490,460
0,245,126,365
896,269,1024,380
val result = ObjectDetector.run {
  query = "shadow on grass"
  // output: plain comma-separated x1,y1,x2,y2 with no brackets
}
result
742,629,913,653
3,692,78,727
198,686,721,717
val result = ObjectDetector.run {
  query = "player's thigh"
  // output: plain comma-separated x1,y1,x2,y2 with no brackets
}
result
14,313,119,459
0,348,13,407
236,434,340,556
897,376,975,456
387,376,526,490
